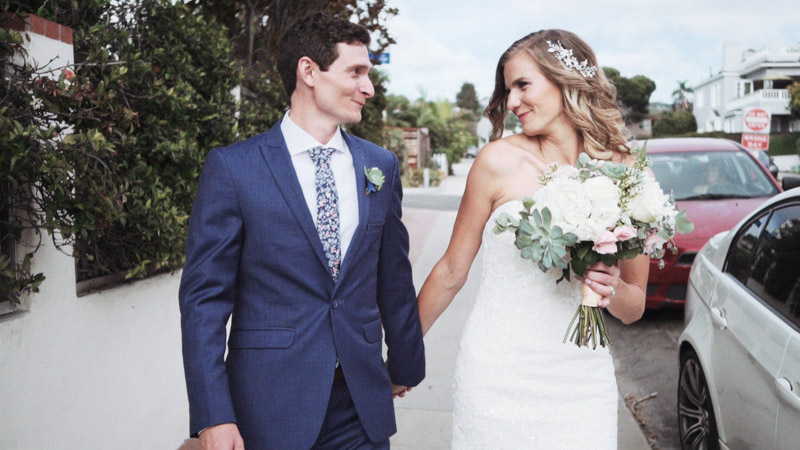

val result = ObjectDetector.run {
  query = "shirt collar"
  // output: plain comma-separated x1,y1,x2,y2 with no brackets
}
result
281,111,347,156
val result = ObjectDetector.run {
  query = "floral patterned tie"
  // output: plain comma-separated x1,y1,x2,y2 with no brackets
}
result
309,146,341,281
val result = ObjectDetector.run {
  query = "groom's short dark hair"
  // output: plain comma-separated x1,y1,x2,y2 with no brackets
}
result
277,12,371,96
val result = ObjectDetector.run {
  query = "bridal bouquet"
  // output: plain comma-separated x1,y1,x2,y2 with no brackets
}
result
494,146,693,349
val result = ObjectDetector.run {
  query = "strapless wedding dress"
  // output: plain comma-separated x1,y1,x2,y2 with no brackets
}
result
451,200,617,449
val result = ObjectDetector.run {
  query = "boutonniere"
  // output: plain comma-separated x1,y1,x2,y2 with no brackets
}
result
364,166,385,195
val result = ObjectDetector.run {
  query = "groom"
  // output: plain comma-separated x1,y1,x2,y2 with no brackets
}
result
179,12,425,449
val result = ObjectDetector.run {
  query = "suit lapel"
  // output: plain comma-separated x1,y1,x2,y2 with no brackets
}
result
337,132,370,282
259,124,330,273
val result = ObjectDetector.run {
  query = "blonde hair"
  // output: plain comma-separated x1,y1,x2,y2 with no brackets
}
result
485,30,630,160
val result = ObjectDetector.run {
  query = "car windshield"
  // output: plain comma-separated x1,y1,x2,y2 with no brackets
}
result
648,151,779,201
753,149,771,168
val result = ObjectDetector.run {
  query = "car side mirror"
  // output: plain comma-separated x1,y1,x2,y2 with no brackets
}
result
782,175,800,191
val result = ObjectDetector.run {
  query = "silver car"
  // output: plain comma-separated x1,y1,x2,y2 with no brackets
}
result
678,186,800,449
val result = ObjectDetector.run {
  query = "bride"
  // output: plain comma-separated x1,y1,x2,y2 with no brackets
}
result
416,30,649,449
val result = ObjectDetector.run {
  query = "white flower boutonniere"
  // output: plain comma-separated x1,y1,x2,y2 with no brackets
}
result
364,166,385,195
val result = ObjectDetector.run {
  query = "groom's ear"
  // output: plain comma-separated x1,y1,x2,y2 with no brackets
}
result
296,56,318,89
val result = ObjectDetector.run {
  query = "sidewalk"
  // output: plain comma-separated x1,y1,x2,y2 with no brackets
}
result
392,159,651,449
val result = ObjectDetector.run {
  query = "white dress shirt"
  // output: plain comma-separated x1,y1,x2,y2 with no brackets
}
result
280,112,358,262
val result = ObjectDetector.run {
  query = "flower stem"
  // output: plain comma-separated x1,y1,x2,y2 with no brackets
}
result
563,305,613,349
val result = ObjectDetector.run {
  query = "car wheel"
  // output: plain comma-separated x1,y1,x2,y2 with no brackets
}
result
678,348,720,450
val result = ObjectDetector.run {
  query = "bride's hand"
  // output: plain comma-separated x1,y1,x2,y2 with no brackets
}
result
582,262,620,308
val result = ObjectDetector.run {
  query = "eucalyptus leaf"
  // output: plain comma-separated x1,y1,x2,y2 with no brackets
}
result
676,210,694,234
522,197,535,211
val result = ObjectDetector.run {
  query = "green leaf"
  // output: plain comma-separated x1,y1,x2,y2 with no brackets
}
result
541,207,552,228
676,210,694,234
520,219,536,235
522,197,535,211
531,209,543,228
571,258,587,276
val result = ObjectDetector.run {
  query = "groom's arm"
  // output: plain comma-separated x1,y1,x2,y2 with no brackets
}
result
179,148,242,437
376,155,426,387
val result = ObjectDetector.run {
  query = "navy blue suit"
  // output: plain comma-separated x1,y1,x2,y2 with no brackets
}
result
179,123,425,448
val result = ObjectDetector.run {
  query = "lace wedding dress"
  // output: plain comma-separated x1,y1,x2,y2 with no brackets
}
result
451,200,618,449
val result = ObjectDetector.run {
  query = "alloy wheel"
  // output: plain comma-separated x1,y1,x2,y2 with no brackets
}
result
678,350,719,450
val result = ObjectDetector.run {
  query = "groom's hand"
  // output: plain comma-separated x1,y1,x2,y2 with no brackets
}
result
199,423,244,450
392,384,412,398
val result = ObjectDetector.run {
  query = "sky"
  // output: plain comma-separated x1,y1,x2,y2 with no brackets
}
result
378,0,800,105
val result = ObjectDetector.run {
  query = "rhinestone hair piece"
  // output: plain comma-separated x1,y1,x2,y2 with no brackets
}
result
546,40,597,78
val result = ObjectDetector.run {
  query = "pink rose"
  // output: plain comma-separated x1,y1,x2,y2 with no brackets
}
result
613,226,637,241
593,230,618,254
644,232,666,254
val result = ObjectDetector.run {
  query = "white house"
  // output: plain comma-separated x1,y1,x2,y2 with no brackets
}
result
693,40,800,134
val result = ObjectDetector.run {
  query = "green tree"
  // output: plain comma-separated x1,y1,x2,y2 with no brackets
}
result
504,113,521,135
456,82,481,117
386,95,477,174
789,82,800,119
386,94,421,127
603,67,656,124
185,0,399,137
652,111,697,137
672,80,694,112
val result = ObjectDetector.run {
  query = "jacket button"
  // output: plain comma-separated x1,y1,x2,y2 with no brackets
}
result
332,299,339,309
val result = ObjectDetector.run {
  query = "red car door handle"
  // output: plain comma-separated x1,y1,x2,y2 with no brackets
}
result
775,377,800,410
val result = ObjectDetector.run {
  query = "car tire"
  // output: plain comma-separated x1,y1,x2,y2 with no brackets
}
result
678,348,720,450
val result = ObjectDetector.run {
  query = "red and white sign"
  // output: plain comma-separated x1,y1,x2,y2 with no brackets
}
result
741,133,770,150
743,108,771,134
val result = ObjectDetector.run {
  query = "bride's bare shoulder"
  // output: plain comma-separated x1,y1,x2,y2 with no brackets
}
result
473,136,532,173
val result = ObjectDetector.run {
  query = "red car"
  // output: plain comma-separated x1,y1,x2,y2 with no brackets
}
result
643,138,781,309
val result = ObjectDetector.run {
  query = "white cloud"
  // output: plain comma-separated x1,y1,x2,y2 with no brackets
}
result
380,0,800,104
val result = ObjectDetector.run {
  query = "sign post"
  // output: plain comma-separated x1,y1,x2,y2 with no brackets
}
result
741,107,771,151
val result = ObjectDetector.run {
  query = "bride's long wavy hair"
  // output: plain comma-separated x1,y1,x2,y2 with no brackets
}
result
485,30,630,160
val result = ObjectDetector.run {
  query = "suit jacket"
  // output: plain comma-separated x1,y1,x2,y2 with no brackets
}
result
179,123,425,448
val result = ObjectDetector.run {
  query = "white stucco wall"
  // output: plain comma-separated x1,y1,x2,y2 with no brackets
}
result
0,234,189,449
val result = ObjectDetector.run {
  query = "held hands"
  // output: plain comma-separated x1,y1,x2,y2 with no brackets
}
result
385,359,413,399
199,423,244,450
582,262,620,309
392,384,412,398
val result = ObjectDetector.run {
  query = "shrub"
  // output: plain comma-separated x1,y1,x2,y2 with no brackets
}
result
0,0,240,303
402,166,441,188
652,111,697,137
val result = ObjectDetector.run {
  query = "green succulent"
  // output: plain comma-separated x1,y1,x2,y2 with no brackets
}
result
495,204,578,274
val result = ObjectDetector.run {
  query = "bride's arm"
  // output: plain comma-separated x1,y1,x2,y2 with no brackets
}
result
417,145,507,336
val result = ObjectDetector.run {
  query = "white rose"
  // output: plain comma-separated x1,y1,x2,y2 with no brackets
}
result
534,178,593,241
583,176,621,237
628,177,669,223
549,164,580,180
